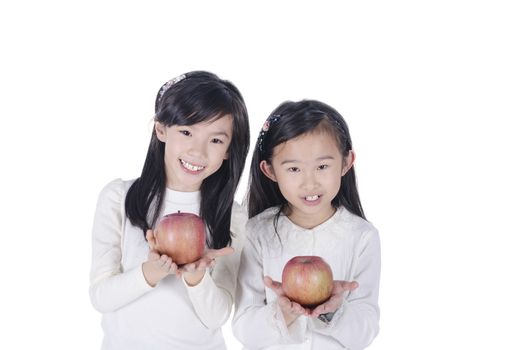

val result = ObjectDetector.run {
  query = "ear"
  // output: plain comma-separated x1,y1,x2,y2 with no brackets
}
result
154,121,167,142
341,150,356,176
259,160,277,182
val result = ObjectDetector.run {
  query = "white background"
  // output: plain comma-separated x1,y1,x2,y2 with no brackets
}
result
1,1,527,349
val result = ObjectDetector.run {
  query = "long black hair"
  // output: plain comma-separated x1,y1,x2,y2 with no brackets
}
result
247,99,365,221
125,71,250,249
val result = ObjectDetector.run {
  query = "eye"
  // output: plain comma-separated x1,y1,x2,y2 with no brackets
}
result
211,138,224,144
179,130,191,136
287,167,300,173
317,164,329,170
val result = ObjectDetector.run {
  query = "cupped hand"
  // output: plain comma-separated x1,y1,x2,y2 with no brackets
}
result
142,230,179,286
263,276,308,326
180,246,235,286
308,280,359,318
180,246,234,272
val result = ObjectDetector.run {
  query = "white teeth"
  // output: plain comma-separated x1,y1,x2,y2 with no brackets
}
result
180,160,205,172
305,195,319,201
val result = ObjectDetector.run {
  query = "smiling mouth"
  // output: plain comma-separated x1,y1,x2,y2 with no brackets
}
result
180,159,205,172
304,195,320,201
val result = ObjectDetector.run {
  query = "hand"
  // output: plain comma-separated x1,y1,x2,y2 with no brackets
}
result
142,230,179,287
263,276,308,326
180,247,234,286
308,280,359,319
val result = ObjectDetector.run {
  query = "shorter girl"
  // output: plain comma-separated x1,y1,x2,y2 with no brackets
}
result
233,100,380,349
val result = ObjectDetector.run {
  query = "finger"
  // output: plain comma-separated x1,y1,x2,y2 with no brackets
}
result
154,257,164,268
168,262,177,274
263,276,284,296
205,247,234,259
162,256,173,270
334,280,359,294
346,281,359,291
311,295,341,317
191,259,207,271
146,230,156,250
292,302,308,315
148,250,160,260
277,298,306,316
182,263,196,273
339,280,358,290
310,303,326,317
158,255,171,269
277,296,293,310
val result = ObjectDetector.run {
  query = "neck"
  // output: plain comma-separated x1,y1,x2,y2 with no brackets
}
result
285,205,336,229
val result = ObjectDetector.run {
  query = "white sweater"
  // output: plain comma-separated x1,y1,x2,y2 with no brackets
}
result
233,206,380,350
89,179,247,350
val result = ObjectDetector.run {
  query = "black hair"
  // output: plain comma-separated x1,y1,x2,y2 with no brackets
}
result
125,71,250,249
247,99,365,221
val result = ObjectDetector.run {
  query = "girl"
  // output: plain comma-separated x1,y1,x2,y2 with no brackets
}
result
233,100,381,349
90,71,250,349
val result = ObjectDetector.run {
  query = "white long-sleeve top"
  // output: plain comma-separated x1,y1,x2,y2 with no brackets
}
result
233,206,380,350
89,179,247,350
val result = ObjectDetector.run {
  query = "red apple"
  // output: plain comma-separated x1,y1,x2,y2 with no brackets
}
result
154,212,206,265
281,256,333,308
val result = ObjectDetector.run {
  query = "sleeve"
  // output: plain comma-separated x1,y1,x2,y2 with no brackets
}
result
232,218,307,347
184,201,248,329
89,179,153,313
310,228,381,349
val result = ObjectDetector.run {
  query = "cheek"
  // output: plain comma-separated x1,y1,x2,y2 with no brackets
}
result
212,145,229,162
276,175,296,194
328,173,343,191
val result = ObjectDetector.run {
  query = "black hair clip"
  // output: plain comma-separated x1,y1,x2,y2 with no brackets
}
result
257,114,281,152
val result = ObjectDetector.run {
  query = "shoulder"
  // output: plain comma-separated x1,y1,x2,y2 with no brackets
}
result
337,207,379,241
96,178,136,207
97,178,125,203
230,201,249,244
246,206,281,239
231,201,248,226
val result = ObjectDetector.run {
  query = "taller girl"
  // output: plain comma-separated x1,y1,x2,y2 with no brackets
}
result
90,71,250,349
233,100,381,349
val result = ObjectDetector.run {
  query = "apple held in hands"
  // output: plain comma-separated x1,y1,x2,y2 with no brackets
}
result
154,212,206,265
281,256,334,308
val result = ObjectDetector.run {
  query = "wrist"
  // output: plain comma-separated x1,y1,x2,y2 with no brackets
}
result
183,269,206,287
283,312,300,326
142,262,158,287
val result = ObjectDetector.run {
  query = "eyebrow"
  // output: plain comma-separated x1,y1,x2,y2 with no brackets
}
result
280,156,335,166
210,131,230,138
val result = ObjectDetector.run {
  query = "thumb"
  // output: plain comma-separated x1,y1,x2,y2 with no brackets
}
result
263,276,284,296
146,229,157,250
341,280,359,292
263,276,274,288
206,247,234,259
215,246,235,257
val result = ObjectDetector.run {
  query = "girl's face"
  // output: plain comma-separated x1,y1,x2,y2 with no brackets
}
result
261,131,354,229
155,115,233,192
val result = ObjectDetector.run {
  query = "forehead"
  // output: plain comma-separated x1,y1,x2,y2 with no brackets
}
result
193,114,233,133
272,131,341,160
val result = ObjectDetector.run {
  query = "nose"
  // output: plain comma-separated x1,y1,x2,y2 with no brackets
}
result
301,171,320,190
187,138,207,159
